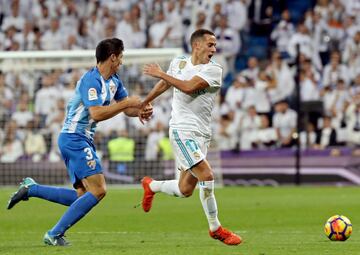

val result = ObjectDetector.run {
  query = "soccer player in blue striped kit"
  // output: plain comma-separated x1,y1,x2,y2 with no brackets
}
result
7,38,153,246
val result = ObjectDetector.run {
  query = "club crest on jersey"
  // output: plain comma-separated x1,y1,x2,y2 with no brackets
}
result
179,61,186,69
88,88,98,101
87,159,96,170
109,83,116,94
177,61,186,74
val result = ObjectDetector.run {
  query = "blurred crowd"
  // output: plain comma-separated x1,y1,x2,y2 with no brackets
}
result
1,0,360,163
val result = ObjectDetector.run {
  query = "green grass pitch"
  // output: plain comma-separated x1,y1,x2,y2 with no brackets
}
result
1,186,360,255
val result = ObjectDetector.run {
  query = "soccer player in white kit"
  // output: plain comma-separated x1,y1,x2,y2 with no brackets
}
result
140,29,242,245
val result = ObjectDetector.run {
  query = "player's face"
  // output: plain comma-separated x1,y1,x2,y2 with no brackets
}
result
199,34,217,64
110,52,123,74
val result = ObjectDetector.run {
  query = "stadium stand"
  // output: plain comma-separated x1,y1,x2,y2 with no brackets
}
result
1,0,360,185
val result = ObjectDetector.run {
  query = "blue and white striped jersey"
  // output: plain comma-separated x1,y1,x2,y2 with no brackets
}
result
61,67,128,140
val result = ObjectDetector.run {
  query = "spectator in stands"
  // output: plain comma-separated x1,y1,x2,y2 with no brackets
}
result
248,0,273,36
26,26,42,50
185,11,209,51
177,0,192,28
214,15,241,76
343,15,360,40
253,115,277,149
0,121,24,163
344,0,360,24
305,10,331,66
86,11,104,44
314,115,338,149
253,70,276,117
46,98,66,162
288,21,322,70
3,25,23,51
148,11,169,48
273,100,297,147
342,31,360,78
270,9,295,58
300,122,317,149
41,18,63,50
214,110,239,151
104,15,117,38
345,99,360,146
24,118,47,162
210,2,223,31
11,92,34,129
60,72,76,105
239,105,261,150
349,74,360,99
224,0,248,33
115,11,134,49
225,75,254,113
0,71,14,126
34,73,61,125
76,18,95,49
1,1,25,33
302,58,321,86
300,70,320,102
145,121,166,160
322,51,351,87
240,56,259,86
322,79,350,129
64,34,82,50
314,0,330,20
34,4,51,33
266,50,295,103
163,0,184,48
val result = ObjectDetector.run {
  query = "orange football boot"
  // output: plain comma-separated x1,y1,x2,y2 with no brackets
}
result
141,176,155,212
209,226,242,245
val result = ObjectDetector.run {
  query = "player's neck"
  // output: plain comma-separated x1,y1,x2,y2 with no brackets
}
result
191,54,202,66
97,63,112,80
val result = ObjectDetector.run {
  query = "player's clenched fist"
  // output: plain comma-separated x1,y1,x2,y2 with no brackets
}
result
139,103,153,124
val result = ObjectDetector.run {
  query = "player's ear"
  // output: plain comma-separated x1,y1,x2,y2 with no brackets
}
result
110,54,116,62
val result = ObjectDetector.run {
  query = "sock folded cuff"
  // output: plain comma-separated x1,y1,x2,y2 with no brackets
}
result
199,180,215,189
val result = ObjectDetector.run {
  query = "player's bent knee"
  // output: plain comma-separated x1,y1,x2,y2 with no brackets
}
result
201,172,214,181
91,187,107,200
179,187,194,197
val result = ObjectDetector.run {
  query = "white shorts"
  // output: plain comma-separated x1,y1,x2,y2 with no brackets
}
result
169,128,210,171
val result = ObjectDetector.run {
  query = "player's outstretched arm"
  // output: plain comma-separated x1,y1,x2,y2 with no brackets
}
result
141,79,171,107
143,63,209,94
89,96,142,122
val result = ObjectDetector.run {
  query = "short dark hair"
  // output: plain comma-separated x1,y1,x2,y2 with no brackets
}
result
190,29,215,47
95,38,124,63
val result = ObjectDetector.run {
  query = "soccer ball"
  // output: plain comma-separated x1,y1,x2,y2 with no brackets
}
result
324,215,352,241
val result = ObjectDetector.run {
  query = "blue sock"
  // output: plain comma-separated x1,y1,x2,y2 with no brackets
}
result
28,185,77,206
49,192,99,236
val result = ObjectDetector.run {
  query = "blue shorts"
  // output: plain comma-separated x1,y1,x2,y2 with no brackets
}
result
58,133,102,187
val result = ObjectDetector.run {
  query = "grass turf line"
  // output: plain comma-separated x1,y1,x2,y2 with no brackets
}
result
1,186,360,255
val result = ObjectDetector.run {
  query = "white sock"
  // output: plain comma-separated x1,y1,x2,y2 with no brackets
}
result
150,180,185,197
199,180,221,232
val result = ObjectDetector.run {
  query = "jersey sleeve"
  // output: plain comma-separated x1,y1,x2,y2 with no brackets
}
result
114,79,128,101
79,75,103,107
196,63,223,88
166,58,176,76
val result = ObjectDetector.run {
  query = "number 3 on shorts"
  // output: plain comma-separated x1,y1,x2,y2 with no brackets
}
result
84,147,93,160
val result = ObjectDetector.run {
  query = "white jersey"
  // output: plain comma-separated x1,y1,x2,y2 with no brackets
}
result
167,55,222,138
